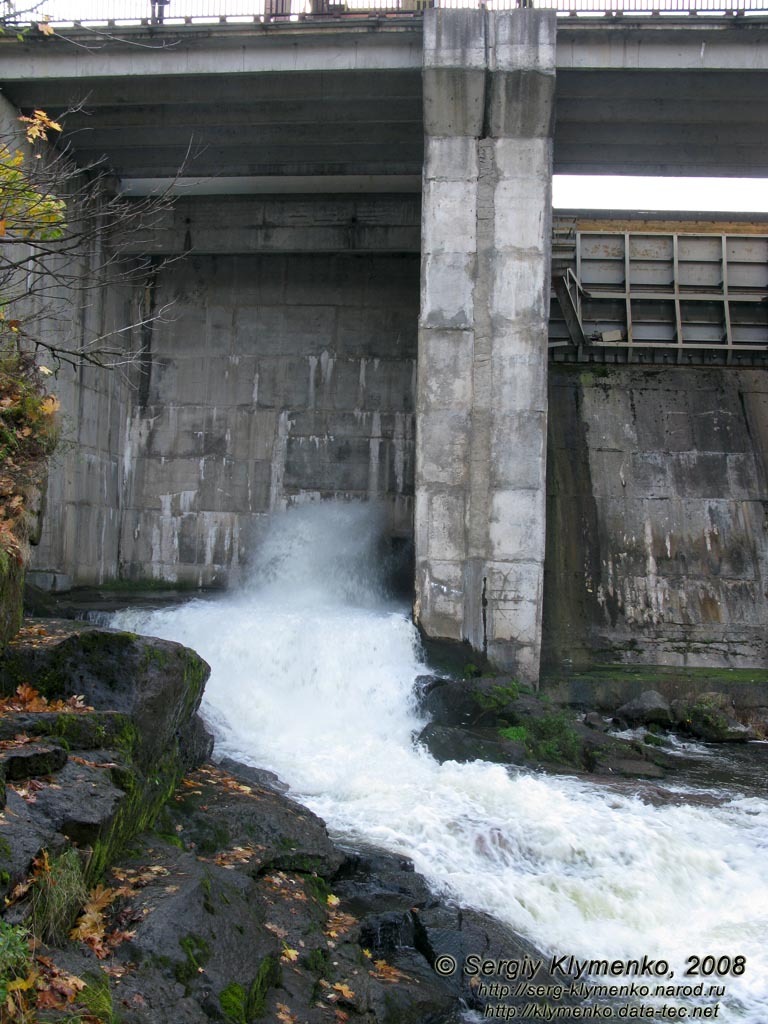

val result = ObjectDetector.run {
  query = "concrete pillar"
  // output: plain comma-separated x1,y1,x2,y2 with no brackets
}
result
415,8,555,684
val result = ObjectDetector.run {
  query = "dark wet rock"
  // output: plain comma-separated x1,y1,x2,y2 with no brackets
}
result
0,741,67,781
0,620,212,773
417,676,528,730
26,757,126,846
583,711,609,731
417,723,527,766
0,622,214,896
182,711,215,766
40,760,498,1024
0,789,65,903
672,692,757,742
218,755,289,794
615,690,673,727
334,848,435,955
417,675,675,780
168,762,344,878
120,846,282,1009
413,904,566,1013
601,758,666,779
0,709,134,750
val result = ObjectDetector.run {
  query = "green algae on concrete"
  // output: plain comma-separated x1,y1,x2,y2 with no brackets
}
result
542,663,768,713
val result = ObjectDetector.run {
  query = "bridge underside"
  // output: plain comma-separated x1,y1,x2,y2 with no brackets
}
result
2,16,768,188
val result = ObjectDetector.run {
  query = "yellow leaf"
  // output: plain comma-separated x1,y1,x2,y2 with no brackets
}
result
281,945,299,963
326,893,340,907
0,220,5,236
7,969,38,991
332,983,355,1001
37,21,55,34
40,395,60,415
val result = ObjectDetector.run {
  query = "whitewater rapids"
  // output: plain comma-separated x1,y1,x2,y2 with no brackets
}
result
112,502,768,1022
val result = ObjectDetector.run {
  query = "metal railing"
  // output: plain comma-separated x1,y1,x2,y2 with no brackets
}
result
15,0,768,28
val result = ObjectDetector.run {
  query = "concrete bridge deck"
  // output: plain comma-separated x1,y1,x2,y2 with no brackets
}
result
2,14,768,186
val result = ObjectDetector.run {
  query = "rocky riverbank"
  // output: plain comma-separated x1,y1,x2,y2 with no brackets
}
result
0,620,565,1024
0,619,763,1024
415,669,762,782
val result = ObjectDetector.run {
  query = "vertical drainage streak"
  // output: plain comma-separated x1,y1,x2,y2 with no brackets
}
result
138,266,158,409
481,574,488,657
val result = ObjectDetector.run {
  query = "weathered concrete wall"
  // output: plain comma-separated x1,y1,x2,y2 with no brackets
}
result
543,365,768,671
415,8,555,683
29,284,139,591
122,195,421,257
33,251,418,588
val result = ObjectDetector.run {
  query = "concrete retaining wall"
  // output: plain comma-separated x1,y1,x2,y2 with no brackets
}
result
543,364,768,672
32,252,418,588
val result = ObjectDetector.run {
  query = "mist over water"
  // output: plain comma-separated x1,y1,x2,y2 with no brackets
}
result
112,502,768,1022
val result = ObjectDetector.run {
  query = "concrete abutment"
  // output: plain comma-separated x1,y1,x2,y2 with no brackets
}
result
415,8,555,684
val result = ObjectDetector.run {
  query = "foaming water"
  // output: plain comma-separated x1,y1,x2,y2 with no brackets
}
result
112,503,768,1022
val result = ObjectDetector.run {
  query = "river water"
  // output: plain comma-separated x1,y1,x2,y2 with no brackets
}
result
111,502,768,1022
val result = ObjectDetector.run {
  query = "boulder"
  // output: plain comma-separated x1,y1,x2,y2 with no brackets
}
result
50,761,491,1024
413,904,569,1014
0,741,67,781
583,711,609,732
417,723,527,766
615,690,673,727
0,620,213,772
673,692,757,742
417,675,545,731
0,621,214,889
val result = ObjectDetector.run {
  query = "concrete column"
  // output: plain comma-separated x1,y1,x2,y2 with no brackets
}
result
415,8,555,684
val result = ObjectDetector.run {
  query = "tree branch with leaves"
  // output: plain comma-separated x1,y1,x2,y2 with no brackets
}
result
0,108,178,634
1,108,178,373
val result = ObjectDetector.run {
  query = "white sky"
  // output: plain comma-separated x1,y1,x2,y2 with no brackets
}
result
553,175,768,214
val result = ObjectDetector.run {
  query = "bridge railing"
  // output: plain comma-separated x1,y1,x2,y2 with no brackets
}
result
15,0,768,28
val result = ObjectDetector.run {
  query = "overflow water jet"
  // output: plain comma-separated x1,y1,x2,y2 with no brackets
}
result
111,501,768,1023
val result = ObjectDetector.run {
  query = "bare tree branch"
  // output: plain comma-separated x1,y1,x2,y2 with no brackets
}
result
1,108,185,376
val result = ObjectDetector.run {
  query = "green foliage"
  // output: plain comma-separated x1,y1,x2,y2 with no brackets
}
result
303,873,331,905
305,947,330,975
0,350,58,460
474,681,520,714
78,971,119,1024
0,346,58,580
31,848,88,945
174,933,211,988
219,958,281,1022
498,724,528,744
0,921,31,1003
0,143,66,244
220,983,248,1024
643,732,664,747
501,711,583,767
684,693,732,741
527,711,583,765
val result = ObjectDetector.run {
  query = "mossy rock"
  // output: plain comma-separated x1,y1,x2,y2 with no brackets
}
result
0,623,213,885
0,621,211,770
675,692,756,742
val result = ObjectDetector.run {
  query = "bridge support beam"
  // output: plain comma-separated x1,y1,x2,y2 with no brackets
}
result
415,8,555,684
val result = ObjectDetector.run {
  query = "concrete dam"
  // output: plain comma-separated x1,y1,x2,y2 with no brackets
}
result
2,6,768,684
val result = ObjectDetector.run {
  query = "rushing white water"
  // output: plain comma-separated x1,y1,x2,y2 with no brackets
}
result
112,502,768,1022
